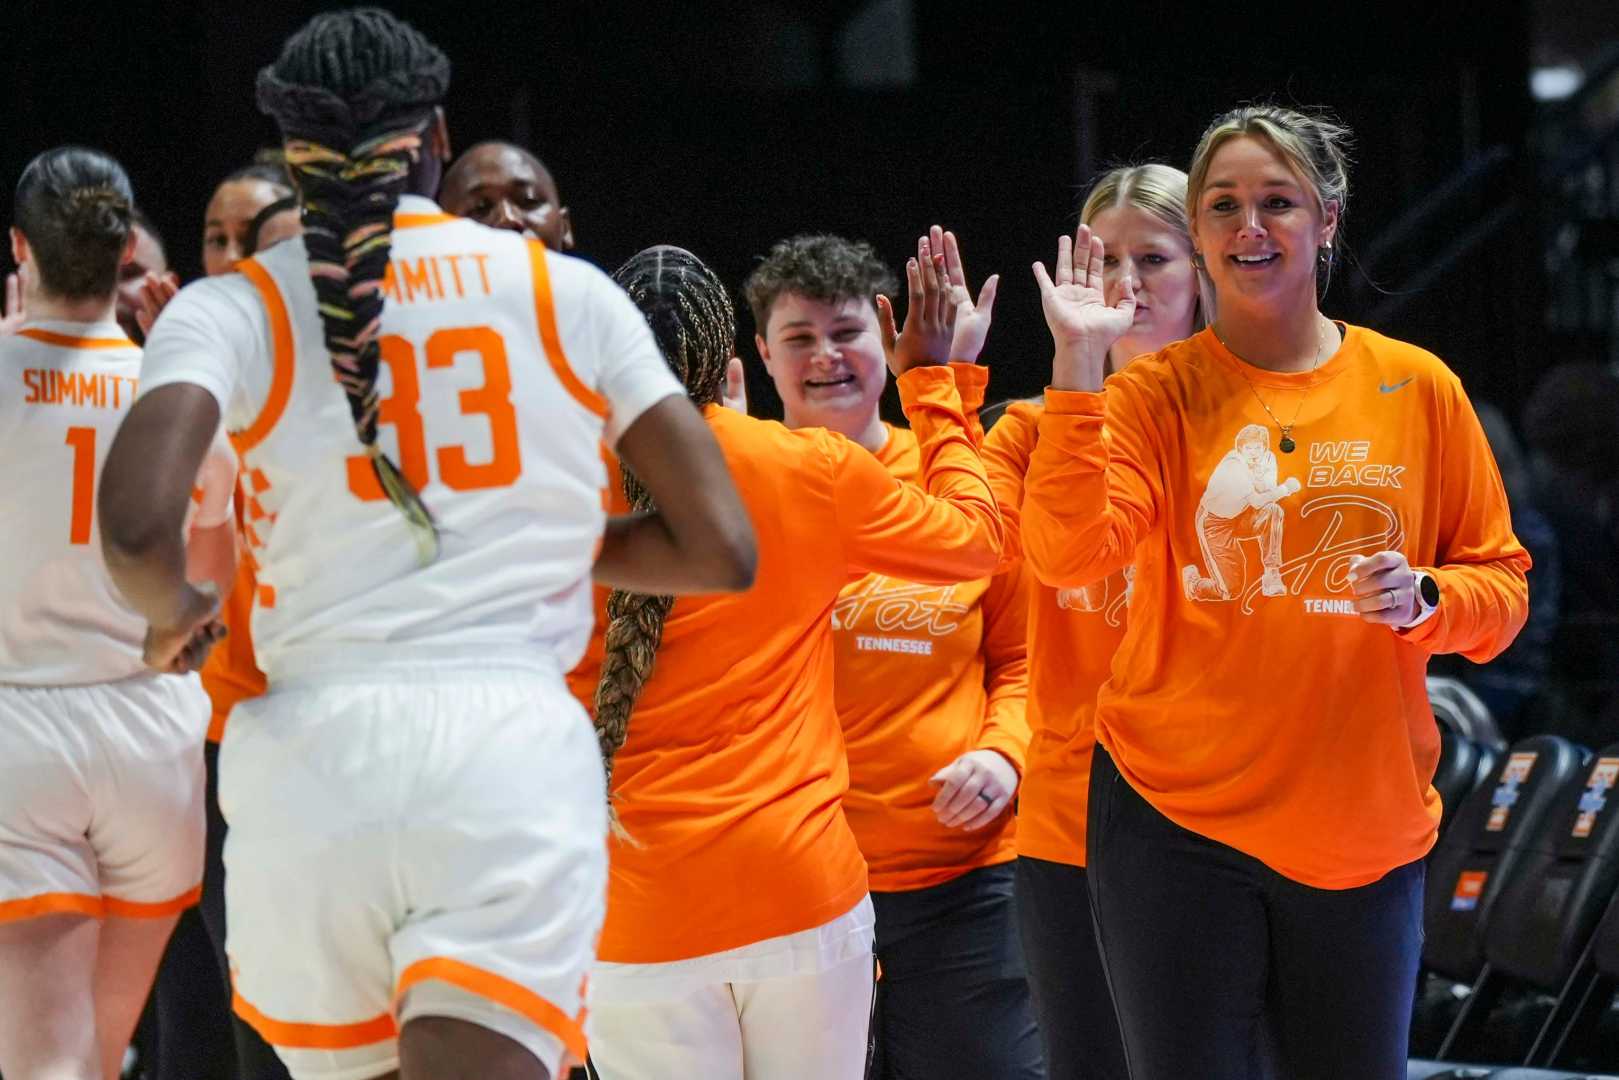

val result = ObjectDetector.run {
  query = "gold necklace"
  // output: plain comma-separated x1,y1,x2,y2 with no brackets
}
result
1214,320,1334,454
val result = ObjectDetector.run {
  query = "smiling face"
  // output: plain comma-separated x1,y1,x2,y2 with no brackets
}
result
1090,202,1200,363
756,292,887,435
440,143,572,250
1192,134,1338,319
203,178,287,277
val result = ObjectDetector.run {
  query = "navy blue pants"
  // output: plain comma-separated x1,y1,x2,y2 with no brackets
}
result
1015,857,1127,1079
1086,747,1424,1080
870,863,1046,1079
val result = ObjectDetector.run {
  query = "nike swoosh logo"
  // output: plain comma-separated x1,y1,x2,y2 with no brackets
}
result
1379,377,1414,394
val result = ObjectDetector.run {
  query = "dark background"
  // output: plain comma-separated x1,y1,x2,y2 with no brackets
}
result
2,0,1610,421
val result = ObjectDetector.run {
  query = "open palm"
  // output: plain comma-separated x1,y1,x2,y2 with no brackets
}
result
1033,224,1135,350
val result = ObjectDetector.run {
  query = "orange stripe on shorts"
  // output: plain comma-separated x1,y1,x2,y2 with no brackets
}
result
396,956,589,1064
233,989,398,1050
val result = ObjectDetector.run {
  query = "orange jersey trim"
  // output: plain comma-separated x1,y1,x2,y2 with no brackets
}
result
0,884,200,924
233,260,295,453
396,957,588,1064
525,239,609,419
14,327,135,350
394,212,458,230
233,990,398,1050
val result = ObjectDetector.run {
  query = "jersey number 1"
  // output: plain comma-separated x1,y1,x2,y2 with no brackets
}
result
346,327,521,500
66,426,96,545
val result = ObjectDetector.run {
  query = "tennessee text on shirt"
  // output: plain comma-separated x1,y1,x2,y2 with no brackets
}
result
21,369,138,408
382,253,496,305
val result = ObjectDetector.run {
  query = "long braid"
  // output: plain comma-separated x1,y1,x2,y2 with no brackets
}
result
255,8,450,564
595,247,735,823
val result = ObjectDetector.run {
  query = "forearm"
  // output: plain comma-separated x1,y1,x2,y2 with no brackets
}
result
592,510,749,595
1399,556,1531,662
1023,392,1142,589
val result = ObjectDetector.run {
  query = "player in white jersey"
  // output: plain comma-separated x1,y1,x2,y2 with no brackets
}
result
97,11,755,1080
0,147,226,1080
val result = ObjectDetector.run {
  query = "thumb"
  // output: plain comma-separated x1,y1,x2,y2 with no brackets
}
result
724,356,745,397
976,273,1000,318
929,762,959,785
875,294,898,353
1117,272,1137,310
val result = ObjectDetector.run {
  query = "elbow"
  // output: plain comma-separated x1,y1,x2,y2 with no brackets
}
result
711,520,758,592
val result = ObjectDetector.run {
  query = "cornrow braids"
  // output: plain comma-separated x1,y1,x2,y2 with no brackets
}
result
592,247,736,822
255,8,451,564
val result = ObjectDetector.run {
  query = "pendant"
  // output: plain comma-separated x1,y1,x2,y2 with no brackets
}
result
1278,432,1296,454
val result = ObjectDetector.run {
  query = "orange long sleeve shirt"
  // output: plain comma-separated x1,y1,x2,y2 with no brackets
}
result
1023,325,1530,889
833,419,1030,893
982,400,1125,868
568,365,1003,963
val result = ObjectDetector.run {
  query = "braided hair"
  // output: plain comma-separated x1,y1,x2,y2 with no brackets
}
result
595,246,735,817
14,146,134,300
255,8,451,564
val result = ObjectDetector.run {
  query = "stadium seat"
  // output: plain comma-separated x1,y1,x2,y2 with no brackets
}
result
1433,742,1619,1063
1425,736,1590,986
1429,676,1508,752
1437,730,1486,837
1413,736,1589,1057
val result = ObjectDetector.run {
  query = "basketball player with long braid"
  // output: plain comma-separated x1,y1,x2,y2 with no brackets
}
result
98,10,754,1080
570,244,1002,1080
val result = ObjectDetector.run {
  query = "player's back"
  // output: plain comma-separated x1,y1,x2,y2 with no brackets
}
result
0,322,146,685
149,196,672,681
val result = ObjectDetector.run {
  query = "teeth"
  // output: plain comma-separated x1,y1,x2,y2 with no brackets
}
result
1235,254,1274,263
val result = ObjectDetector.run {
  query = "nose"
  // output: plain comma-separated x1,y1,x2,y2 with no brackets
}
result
490,199,524,231
1120,256,1142,294
1238,203,1266,238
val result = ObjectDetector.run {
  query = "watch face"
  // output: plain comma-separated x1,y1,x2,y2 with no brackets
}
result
1420,574,1440,607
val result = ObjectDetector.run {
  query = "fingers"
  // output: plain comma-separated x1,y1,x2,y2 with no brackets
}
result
1032,260,1056,296
917,234,943,326
903,257,923,326
875,294,899,356
4,272,19,316
1054,233,1074,287
1116,270,1136,311
975,273,1000,318
1086,230,1106,291
722,356,748,414
942,227,967,291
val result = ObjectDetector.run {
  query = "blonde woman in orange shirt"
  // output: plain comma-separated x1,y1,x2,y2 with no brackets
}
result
576,243,1003,1080
985,162,1207,1080
1023,104,1530,1080
738,231,1043,1078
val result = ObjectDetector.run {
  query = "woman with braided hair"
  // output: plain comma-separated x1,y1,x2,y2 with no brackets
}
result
0,146,231,1080
99,10,754,1080
565,243,1002,1080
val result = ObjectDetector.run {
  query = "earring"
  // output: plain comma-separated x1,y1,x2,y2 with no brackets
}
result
1192,251,1207,270
1317,244,1333,268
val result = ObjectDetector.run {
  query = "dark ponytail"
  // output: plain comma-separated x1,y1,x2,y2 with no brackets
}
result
255,7,450,564
593,247,734,817
14,146,134,300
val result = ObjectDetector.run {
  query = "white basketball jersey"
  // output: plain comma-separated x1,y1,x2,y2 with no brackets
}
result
0,322,149,684
138,196,681,681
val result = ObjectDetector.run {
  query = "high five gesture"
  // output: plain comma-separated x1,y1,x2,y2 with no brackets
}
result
1032,222,1136,393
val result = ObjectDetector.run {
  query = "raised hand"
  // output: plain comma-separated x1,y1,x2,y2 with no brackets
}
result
940,227,999,365
1031,223,1135,393
133,270,180,338
721,355,748,415
0,269,26,335
1346,551,1421,628
876,230,954,376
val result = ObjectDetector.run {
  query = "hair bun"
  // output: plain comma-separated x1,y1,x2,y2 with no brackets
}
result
62,184,132,238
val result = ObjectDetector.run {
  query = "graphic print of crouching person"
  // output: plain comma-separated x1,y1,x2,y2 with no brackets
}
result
1182,423,1302,602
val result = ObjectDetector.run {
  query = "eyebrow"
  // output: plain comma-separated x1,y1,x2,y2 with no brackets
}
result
1205,178,1299,190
